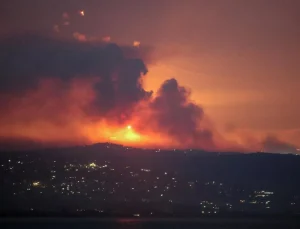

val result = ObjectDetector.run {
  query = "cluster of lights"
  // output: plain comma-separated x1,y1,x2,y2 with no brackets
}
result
141,168,151,172
32,181,40,187
254,190,274,197
5,157,296,214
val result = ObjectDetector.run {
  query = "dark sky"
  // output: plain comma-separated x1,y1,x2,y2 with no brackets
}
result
1,0,300,148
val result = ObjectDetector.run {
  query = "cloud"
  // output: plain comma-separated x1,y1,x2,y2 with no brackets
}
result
1,33,297,153
62,12,70,20
0,33,234,151
262,135,298,154
148,78,214,148
0,33,153,116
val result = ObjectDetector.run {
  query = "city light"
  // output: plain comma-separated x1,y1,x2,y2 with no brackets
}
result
32,181,40,187
89,162,96,168
2,145,298,216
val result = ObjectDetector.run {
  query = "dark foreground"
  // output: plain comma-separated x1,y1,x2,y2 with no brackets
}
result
1,218,300,229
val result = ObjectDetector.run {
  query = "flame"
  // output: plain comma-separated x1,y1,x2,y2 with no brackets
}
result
0,35,241,152
106,125,141,143
84,122,155,147
0,77,224,150
0,78,170,148
79,10,85,16
133,41,140,47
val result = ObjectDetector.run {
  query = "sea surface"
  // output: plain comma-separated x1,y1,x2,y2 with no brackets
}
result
1,218,300,229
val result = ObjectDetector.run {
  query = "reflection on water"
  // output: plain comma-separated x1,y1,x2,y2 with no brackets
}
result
1,218,299,229
117,218,144,229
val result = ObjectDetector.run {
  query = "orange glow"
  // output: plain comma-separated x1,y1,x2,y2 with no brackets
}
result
79,10,85,16
133,41,140,47
0,63,266,153
0,78,184,149
82,120,170,148
73,32,87,42
0,73,265,152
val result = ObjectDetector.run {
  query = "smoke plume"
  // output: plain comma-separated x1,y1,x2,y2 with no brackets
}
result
0,33,218,150
0,34,153,117
262,135,298,154
148,79,214,148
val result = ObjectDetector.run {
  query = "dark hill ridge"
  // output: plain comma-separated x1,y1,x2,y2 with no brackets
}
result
1,142,300,189
1,142,300,215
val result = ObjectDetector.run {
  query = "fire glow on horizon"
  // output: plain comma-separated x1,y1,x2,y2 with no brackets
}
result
0,32,298,154
107,125,141,143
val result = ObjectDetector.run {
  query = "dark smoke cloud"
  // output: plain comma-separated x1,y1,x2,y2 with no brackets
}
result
0,33,153,117
263,135,298,154
150,78,215,148
0,33,216,150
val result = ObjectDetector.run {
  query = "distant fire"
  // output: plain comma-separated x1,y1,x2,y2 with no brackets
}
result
79,10,85,16
0,77,173,148
0,34,249,152
133,41,140,47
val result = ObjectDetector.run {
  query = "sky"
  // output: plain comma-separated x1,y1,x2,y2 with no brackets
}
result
0,0,299,152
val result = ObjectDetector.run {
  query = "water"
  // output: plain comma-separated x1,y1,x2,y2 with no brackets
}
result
1,218,300,229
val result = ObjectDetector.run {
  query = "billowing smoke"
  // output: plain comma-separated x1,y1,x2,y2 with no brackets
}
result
1,33,297,153
148,79,214,148
0,33,217,150
0,33,152,117
262,135,298,154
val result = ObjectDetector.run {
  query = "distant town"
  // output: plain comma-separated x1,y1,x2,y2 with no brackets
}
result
1,143,300,217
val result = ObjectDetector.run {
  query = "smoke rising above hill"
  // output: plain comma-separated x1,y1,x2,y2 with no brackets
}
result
0,34,153,117
0,33,297,153
0,33,218,150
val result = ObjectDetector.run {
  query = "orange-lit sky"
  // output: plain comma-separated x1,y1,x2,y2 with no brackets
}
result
1,0,300,149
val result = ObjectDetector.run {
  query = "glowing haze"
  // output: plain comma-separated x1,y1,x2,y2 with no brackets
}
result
0,34,221,150
0,0,299,153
